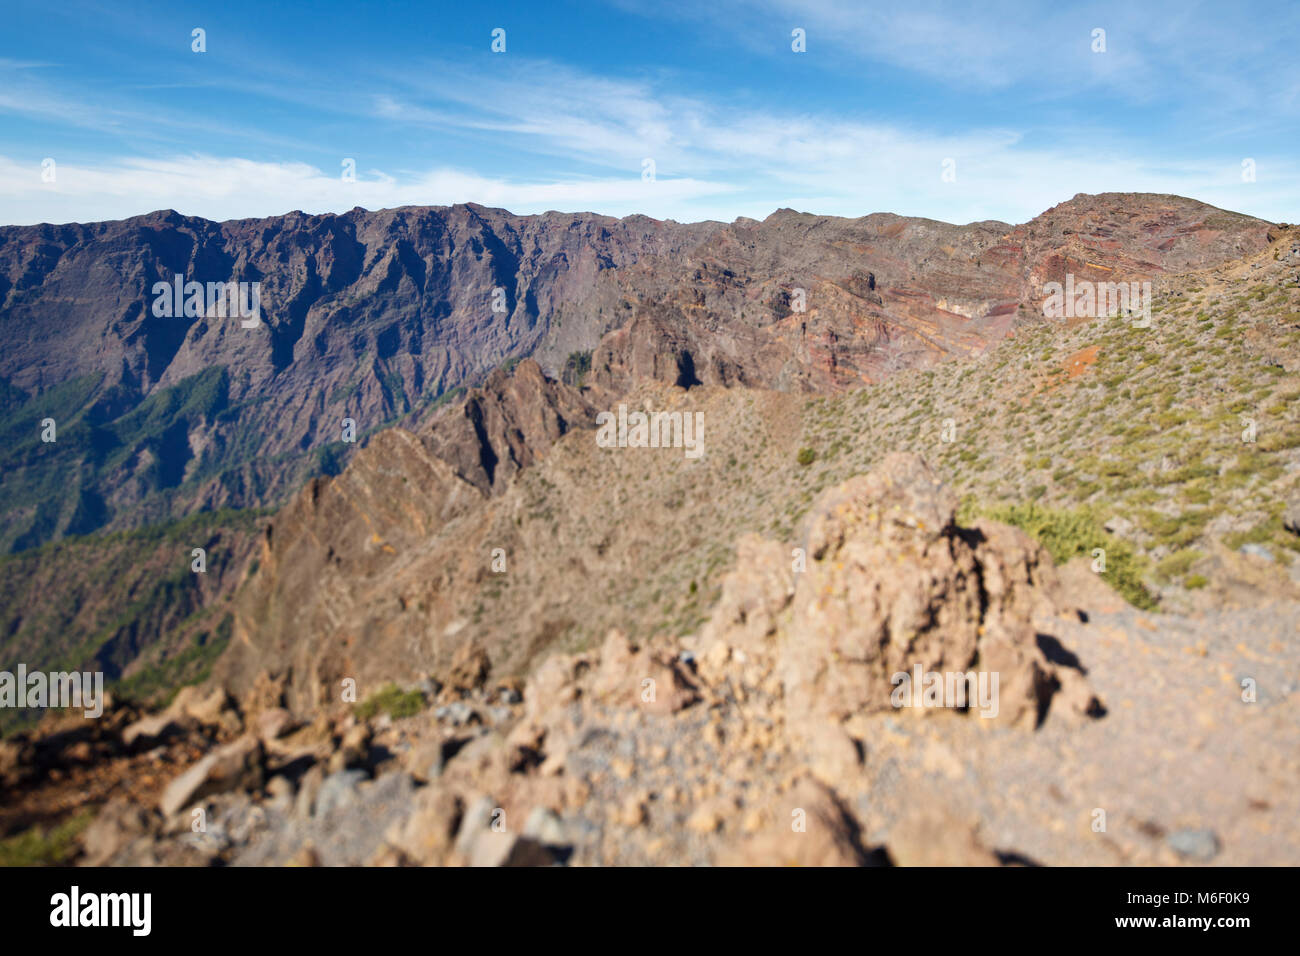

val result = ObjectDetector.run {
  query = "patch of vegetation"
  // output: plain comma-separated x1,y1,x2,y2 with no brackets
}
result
0,367,247,551
0,810,93,866
0,510,264,733
316,441,348,478
562,350,593,386
796,447,817,467
1155,549,1204,584
354,682,426,721
967,501,1157,610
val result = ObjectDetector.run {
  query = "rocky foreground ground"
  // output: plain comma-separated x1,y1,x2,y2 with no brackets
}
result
3,453,1296,866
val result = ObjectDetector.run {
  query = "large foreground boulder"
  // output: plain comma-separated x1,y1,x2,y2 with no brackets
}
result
701,453,1100,755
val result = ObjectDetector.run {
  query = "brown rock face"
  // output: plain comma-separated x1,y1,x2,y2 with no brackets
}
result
219,426,481,713
218,359,594,712
0,204,714,551
722,778,878,867
589,193,1274,394
423,358,603,495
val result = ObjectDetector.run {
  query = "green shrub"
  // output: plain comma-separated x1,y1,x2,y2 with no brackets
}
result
971,501,1157,610
0,811,93,866
1155,549,1203,583
563,350,593,386
796,447,816,467
354,682,426,721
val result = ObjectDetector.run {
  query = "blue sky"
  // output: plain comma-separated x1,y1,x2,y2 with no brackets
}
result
2,0,1297,226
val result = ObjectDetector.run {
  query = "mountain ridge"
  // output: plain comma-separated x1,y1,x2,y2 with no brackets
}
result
0,192,1270,553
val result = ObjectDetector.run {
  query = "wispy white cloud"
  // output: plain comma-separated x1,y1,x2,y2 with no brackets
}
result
2,12,1297,226
0,59,57,70
363,58,1299,223
624,0,1300,116
0,155,734,224
2,134,1291,228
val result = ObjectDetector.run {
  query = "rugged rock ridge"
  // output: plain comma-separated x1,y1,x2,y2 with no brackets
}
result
218,358,598,712
0,204,715,551
423,358,606,495
6,222,1300,866
0,193,1272,551
589,193,1274,392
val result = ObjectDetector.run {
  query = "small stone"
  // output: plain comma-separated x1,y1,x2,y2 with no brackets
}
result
454,796,496,859
314,769,367,817
1239,543,1274,561
386,788,462,865
406,738,447,782
265,775,295,810
81,797,151,865
294,764,324,819
368,845,410,866
1167,828,1220,861
472,834,555,867
256,707,295,741
434,702,478,726
887,803,999,866
448,643,491,691
1104,516,1134,536
686,805,724,833
617,797,647,827
523,807,569,846
167,685,230,726
159,735,264,818
122,713,180,750
66,740,93,763
329,724,370,772
1282,498,1300,535
288,845,321,867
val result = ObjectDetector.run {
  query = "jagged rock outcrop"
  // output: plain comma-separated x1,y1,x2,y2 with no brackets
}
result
699,453,1101,750
424,359,603,494
218,359,597,712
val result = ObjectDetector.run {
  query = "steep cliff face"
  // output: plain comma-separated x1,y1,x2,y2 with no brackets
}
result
0,204,712,551
221,425,484,714
218,358,603,712
0,193,1272,552
0,204,714,401
422,358,605,495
